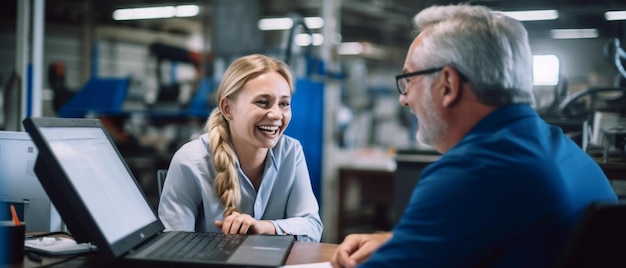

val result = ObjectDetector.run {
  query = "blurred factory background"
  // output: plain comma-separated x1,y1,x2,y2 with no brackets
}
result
1,0,626,243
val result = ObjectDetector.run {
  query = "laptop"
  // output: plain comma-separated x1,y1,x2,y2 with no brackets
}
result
22,117,295,267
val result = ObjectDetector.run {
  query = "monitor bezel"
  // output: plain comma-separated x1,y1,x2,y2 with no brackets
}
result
22,117,164,258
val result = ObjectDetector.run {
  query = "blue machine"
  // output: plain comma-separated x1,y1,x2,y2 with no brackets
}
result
59,77,213,119
285,78,324,203
59,77,130,118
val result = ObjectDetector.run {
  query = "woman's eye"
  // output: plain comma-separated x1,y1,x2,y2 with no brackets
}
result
279,102,290,108
256,100,269,106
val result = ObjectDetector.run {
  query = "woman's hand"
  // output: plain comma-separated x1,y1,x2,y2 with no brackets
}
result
214,212,276,235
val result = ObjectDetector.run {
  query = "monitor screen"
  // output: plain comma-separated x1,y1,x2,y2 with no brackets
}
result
23,117,163,257
0,131,62,232
38,126,155,243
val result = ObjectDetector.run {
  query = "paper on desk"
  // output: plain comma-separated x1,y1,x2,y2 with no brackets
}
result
25,237,97,255
280,262,331,268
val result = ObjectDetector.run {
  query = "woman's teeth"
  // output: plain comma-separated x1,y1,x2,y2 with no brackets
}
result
258,126,279,134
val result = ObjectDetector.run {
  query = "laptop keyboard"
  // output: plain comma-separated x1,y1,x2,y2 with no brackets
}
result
147,232,247,261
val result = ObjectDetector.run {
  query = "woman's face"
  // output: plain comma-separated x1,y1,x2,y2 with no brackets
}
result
222,71,292,151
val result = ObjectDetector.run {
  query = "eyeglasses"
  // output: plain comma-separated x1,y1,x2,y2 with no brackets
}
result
395,67,444,95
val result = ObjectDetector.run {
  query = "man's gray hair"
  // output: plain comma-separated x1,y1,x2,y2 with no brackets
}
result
413,4,535,106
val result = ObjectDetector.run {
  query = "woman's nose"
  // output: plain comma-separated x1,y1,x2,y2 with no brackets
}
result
267,105,283,118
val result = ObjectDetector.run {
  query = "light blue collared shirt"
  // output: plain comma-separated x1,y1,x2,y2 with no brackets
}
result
158,134,323,242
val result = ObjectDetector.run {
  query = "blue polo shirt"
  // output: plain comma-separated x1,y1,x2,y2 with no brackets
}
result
363,104,617,267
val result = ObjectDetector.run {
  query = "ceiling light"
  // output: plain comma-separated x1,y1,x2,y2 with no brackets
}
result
605,11,626,21
113,5,199,21
304,17,324,29
550,29,598,39
258,17,324,31
498,10,558,21
337,42,387,58
174,5,200,18
258,18,293,31
295,33,324,46
337,42,363,55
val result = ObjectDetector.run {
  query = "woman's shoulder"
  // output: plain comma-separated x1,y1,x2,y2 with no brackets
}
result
172,134,211,161
167,134,213,179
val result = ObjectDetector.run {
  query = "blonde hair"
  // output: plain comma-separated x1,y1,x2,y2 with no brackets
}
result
205,54,294,217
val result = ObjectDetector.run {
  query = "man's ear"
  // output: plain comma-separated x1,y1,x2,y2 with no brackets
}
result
441,66,464,108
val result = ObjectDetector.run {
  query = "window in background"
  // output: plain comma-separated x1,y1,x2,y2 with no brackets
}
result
533,55,560,86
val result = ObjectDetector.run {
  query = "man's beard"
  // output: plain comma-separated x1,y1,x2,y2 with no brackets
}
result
415,87,447,149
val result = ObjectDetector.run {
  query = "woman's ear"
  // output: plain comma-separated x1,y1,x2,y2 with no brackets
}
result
220,98,233,121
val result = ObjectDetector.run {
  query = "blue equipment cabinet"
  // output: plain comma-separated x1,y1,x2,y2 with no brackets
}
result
284,79,324,204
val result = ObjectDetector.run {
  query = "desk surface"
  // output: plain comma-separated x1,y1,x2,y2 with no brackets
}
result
17,241,337,267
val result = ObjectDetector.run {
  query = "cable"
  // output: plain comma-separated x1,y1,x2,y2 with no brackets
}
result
26,252,42,263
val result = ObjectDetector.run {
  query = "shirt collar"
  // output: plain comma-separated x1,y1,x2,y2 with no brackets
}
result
201,133,279,172
468,104,537,135
230,145,279,173
267,146,278,171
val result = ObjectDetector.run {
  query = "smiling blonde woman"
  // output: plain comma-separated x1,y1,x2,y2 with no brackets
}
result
158,54,323,242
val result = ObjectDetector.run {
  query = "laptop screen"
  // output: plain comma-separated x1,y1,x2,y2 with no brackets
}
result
39,126,155,243
23,117,165,258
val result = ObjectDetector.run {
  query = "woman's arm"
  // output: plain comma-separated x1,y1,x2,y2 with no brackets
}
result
158,149,203,231
270,145,323,241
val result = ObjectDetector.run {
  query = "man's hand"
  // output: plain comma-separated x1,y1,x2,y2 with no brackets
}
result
214,212,276,235
331,232,392,268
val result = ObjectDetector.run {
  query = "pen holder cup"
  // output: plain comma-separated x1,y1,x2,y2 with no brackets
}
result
0,221,26,264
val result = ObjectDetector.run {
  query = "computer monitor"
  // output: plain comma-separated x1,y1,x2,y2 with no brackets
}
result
22,117,160,247
0,131,63,232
